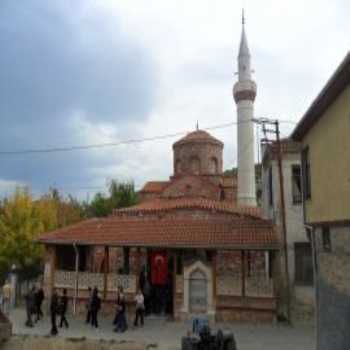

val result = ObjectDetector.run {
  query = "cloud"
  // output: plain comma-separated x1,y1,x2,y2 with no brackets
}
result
0,0,348,198
0,0,157,196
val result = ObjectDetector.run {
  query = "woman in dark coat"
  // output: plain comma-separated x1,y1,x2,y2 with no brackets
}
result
59,288,69,328
114,286,127,332
90,287,100,328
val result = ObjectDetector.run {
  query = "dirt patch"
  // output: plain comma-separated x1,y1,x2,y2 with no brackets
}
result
1,335,147,350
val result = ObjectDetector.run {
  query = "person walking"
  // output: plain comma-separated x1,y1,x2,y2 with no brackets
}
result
59,288,69,328
34,286,44,322
50,290,59,336
90,287,100,328
85,287,92,324
24,286,36,327
2,280,12,316
133,289,145,327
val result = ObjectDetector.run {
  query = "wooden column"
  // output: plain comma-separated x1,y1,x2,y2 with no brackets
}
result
212,251,217,308
135,247,141,291
241,250,246,298
103,246,109,300
173,251,177,318
47,245,57,299
73,244,80,315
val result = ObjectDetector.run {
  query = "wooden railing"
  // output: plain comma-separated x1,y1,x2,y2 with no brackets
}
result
54,270,136,294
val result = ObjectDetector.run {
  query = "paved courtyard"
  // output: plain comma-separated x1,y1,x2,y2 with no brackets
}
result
8,308,315,350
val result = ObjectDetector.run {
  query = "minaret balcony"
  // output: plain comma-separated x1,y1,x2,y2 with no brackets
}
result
233,80,257,102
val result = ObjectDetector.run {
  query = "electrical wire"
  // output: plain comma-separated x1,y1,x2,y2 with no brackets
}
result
0,119,296,156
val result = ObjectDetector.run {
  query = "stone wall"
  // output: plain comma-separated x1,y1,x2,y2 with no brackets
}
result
314,225,350,349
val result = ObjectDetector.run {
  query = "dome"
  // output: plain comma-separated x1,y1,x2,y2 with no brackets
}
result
173,130,223,148
172,129,223,176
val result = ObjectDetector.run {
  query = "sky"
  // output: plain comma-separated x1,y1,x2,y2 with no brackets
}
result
0,0,349,199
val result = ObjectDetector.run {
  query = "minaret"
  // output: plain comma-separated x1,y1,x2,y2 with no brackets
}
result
233,11,257,206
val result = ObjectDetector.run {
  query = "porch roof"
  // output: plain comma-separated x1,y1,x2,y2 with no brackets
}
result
36,216,279,250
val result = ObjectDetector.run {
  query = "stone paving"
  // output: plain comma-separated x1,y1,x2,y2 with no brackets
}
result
8,308,315,350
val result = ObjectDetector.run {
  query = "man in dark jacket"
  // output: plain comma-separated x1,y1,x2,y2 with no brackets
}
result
34,286,44,322
50,290,59,336
25,286,36,327
59,288,69,328
90,287,100,328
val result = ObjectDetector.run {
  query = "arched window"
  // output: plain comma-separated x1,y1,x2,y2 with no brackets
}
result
190,157,201,175
220,189,226,201
175,159,181,174
209,157,218,174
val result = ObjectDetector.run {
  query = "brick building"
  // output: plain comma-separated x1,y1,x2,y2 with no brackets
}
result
37,130,280,322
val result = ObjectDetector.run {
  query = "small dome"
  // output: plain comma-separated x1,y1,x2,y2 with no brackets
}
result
173,130,223,148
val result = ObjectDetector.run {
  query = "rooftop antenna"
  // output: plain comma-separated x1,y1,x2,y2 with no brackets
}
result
196,121,199,130
242,8,245,25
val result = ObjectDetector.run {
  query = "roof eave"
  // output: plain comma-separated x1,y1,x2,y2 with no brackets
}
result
291,52,350,141
36,239,280,251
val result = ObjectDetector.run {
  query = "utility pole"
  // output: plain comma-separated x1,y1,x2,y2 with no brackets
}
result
255,117,291,323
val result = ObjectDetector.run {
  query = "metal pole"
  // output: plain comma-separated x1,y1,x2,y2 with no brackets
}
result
275,121,291,322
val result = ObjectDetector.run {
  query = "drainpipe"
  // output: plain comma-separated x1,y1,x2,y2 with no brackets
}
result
73,243,79,315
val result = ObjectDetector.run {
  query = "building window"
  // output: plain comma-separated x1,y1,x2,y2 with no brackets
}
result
209,157,218,174
220,188,225,201
322,227,331,252
268,166,273,206
294,243,313,285
301,147,311,199
190,156,201,175
291,164,302,204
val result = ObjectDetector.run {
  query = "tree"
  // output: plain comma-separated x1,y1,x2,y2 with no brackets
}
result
87,180,138,217
0,188,57,282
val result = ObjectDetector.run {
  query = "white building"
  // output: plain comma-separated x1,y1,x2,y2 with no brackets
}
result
261,139,314,319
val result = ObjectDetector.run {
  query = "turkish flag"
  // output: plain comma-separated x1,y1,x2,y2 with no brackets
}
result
151,251,168,285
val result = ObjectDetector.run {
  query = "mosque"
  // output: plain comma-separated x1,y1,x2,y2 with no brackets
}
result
38,15,280,322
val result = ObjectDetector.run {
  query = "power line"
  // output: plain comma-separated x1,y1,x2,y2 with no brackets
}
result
0,119,296,156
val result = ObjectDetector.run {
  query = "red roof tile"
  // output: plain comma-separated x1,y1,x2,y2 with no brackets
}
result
116,197,262,218
173,130,223,147
139,181,169,193
37,216,279,250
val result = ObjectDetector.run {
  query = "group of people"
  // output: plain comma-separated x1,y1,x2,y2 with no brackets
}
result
85,285,145,333
2,278,147,336
24,285,45,327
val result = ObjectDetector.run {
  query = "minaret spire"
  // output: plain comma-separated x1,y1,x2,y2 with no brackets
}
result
233,11,257,206
238,9,251,81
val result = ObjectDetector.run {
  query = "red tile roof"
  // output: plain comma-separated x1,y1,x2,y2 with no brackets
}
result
116,197,262,218
139,181,169,193
36,216,279,250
